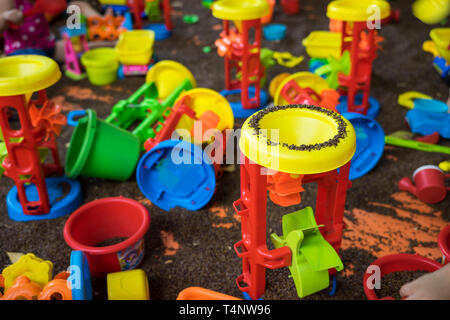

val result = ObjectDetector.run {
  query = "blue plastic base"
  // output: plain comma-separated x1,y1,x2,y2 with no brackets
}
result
7,177,83,222
220,87,269,119
143,23,172,40
242,292,263,300
336,95,380,119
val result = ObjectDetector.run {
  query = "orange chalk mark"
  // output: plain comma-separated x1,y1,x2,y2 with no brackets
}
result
160,231,180,256
342,262,355,277
342,191,447,260
385,154,398,161
137,197,152,207
62,86,115,104
50,96,81,111
391,192,434,214
212,223,234,229
209,204,228,218
369,202,443,245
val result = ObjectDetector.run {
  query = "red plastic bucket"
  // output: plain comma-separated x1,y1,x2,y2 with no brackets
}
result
63,197,150,277
363,253,442,300
438,225,450,264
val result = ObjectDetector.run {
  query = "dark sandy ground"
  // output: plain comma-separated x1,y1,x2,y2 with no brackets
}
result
0,0,449,300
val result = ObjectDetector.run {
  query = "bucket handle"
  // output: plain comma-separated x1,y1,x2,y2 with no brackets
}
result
67,110,87,127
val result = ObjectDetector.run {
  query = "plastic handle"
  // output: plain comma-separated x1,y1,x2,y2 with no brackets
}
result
67,110,87,127
397,91,433,109
385,136,450,155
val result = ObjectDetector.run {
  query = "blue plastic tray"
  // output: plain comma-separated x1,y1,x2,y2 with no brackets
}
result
341,112,385,180
137,140,216,211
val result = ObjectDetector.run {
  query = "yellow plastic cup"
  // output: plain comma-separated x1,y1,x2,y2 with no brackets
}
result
81,48,119,86
430,28,450,62
302,31,342,59
116,30,155,66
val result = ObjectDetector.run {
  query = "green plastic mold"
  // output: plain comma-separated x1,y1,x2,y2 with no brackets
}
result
270,206,344,298
105,78,193,148
0,142,6,177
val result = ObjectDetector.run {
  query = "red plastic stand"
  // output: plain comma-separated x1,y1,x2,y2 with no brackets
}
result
128,0,145,29
129,0,172,31
0,90,63,216
219,19,264,110
338,21,378,115
233,155,352,300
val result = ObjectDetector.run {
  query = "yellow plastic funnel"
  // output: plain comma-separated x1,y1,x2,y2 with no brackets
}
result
0,55,61,96
327,0,391,22
239,104,356,174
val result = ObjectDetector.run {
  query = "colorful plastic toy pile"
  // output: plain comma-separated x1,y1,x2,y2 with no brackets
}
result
0,0,448,302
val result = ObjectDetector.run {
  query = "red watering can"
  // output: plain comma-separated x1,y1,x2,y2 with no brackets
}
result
398,165,450,204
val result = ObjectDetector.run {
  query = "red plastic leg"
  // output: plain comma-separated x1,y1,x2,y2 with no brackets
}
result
0,95,50,215
339,22,378,115
234,156,291,300
240,19,263,109
163,0,173,31
314,162,351,252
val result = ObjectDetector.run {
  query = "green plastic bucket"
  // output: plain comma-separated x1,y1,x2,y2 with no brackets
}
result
81,48,119,86
66,109,140,181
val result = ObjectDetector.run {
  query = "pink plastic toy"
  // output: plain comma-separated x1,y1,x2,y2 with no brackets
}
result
61,24,90,80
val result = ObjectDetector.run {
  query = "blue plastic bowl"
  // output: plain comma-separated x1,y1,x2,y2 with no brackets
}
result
263,24,287,41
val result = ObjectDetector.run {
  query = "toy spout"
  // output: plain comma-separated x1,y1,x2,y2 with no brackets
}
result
398,177,418,196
